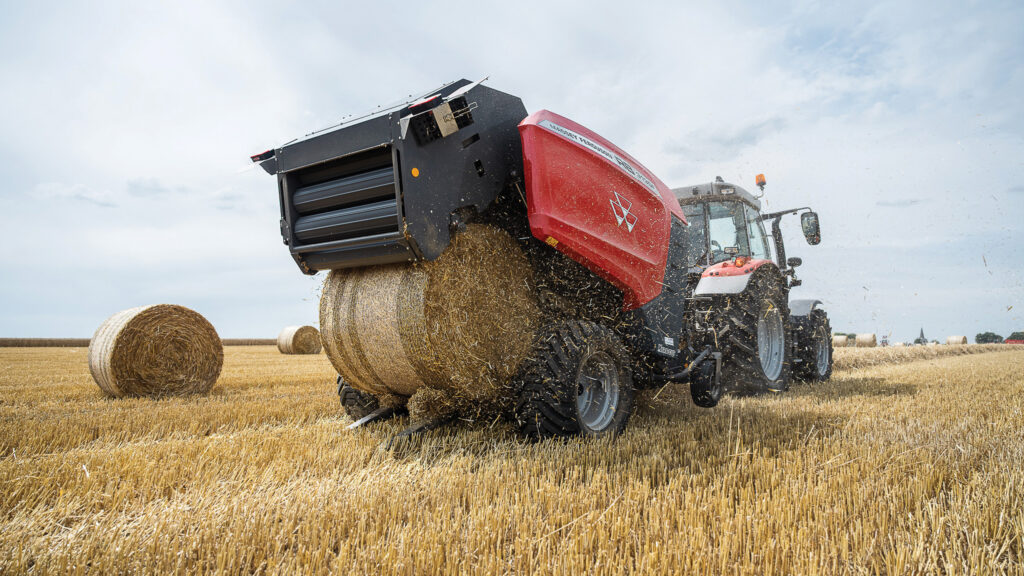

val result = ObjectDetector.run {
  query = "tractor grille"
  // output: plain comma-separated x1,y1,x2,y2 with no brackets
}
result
286,146,415,271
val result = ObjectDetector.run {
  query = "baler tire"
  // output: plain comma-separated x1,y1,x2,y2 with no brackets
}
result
721,274,793,395
514,320,635,439
337,377,380,421
794,310,833,382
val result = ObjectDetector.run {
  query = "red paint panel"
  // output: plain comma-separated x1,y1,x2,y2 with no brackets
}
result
701,258,775,278
519,110,683,309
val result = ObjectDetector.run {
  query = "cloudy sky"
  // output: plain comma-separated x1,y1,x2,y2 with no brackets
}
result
1,0,1021,342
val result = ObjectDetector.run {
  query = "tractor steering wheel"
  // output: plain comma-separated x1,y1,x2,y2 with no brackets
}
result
710,240,727,264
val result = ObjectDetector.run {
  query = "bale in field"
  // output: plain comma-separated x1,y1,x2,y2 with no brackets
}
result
320,224,540,421
832,335,849,348
277,326,322,354
855,333,877,348
946,335,968,345
88,305,223,398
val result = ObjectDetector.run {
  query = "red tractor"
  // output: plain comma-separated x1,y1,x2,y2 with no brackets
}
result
253,79,833,438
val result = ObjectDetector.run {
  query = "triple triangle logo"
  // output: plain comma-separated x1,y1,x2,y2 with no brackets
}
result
609,191,638,232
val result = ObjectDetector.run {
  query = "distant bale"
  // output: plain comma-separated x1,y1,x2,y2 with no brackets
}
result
277,326,322,355
832,335,849,348
855,333,877,348
892,342,906,347
946,335,968,345
88,305,223,398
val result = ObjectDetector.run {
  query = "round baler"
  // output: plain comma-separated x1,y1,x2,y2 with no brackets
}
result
252,79,832,438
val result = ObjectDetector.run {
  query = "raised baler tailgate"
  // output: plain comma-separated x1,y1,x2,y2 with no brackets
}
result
519,110,683,309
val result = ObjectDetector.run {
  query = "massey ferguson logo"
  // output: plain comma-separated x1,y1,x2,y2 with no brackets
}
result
610,191,638,232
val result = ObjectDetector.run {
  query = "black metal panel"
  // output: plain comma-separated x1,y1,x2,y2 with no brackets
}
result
621,217,693,387
300,234,415,270
292,166,394,215
266,79,528,273
293,200,399,243
398,85,527,259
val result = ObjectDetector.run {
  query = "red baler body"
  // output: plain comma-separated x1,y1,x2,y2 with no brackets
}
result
519,110,684,309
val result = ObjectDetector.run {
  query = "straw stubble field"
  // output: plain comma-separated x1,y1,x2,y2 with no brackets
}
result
1,345,1022,574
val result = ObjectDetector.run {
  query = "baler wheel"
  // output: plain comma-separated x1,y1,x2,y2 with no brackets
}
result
515,320,635,439
722,274,793,394
794,310,833,382
337,376,381,421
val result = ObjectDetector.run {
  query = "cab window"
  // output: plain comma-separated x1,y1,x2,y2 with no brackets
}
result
744,204,771,260
681,204,708,267
706,201,750,264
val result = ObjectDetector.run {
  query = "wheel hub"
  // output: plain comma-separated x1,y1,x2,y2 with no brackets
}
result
576,351,620,432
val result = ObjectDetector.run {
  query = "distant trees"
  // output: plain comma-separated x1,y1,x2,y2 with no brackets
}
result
975,332,1004,344
1008,331,1024,341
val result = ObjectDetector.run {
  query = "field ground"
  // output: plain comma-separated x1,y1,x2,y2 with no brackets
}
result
1,346,1022,574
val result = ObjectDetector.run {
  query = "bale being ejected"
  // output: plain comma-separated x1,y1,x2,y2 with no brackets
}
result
252,78,832,439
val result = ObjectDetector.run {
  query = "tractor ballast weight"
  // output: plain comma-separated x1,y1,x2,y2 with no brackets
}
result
254,79,833,438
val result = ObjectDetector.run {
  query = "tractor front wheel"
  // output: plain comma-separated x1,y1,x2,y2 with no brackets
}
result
721,274,793,394
515,320,635,438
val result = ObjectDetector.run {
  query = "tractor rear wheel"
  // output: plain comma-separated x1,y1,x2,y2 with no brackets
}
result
794,310,833,382
515,320,635,438
337,376,380,421
721,274,793,394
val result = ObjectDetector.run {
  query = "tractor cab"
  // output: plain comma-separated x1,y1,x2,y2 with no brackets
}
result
673,176,821,286
673,178,771,269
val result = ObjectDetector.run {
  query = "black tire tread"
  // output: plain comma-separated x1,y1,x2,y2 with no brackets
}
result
514,320,634,439
338,380,380,421
719,274,793,395
794,310,833,382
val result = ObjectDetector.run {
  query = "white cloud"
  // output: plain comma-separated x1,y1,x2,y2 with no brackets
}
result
1,0,1021,341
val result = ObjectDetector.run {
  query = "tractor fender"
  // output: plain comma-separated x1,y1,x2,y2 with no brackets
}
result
789,299,823,318
692,259,779,296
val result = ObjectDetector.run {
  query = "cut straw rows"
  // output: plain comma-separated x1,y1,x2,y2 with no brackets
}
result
833,343,1006,370
0,346,1021,574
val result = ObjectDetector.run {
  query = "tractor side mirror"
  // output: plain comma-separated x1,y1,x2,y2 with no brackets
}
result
801,211,821,245
787,257,802,268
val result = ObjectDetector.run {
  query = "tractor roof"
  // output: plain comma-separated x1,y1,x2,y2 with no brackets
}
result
672,179,761,211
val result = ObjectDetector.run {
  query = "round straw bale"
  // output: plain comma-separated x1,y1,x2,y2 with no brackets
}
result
946,335,968,345
855,333,877,347
892,342,906,347
88,305,223,397
320,224,539,414
832,335,849,348
277,325,322,354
